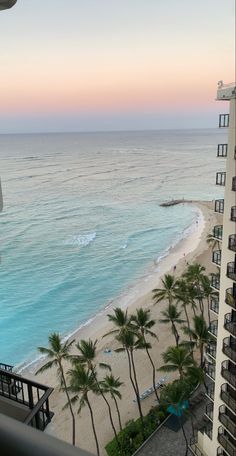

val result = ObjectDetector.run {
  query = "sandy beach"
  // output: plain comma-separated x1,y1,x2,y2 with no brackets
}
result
25,200,220,455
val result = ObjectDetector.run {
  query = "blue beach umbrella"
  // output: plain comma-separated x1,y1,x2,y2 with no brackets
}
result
167,400,189,417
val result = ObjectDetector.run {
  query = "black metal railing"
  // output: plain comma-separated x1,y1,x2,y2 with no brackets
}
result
224,313,236,336
189,437,206,456
229,235,236,252
207,342,217,359
221,362,236,388
211,275,220,290
208,320,218,338
210,296,219,314
219,114,230,128
0,363,14,372
206,384,215,401
217,144,228,157
219,406,236,438
218,427,236,456
205,403,214,421
223,337,236,363
216,172,226,186
221,384,236,414
225,288,236,309
213,225,223,240
0,368,53,431
232,177,236,191
231,207,236,222
206,363,216,380
227,262,236,281
215,199,224,214
212,250,221,266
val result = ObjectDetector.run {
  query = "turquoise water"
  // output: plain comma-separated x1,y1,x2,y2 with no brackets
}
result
0,129,226,366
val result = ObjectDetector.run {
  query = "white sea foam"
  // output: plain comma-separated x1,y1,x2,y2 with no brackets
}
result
63,232,96,247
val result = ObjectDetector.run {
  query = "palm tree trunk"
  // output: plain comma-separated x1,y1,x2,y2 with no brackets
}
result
178,415,189,456
59,363,76,446
207,297,211,326
113,396,122,432
129,350,145,429
145,345,159,402
172,322,179,347
86,396,100,456
91,369,119,447
126,349,145,438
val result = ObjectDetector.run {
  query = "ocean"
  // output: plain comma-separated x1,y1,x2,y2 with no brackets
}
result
0,129,226,367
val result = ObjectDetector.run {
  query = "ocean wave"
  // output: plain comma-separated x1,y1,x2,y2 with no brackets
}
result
63,232,96,247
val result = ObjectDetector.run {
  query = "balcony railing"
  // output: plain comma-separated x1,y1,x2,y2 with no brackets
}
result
218,427,236,456
212,250,221,266
225,288,236,310
221,384,236,414
0,363,13,372
224,313,236,337
208,320,218,338
207,342,217,359
231,207,236,222
219,114,230,128
206,384,215,401
227,263,236,281
232,177,236,191
223,337,236,363
216,172,226,186
217,144,228,158
219,406,236,438
205,403,214,421
215,199,224,214
0,368,53,431
213,225,223,240
211,275,220,290
206,363,216,381
210,296,219,314
221,362,236,388
189,437,206,456
229,235,236,252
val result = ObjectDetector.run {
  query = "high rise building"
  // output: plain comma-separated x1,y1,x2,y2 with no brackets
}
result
190,81,236,456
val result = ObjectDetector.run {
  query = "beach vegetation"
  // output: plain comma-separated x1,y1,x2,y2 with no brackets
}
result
152,273,177,306
158,345,195,380
182,315,212,367
159,304,185,346
183,263,207,317
100,374,124,432
36,333,76,446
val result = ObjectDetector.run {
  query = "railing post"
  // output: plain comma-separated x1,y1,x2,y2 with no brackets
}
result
27,384,34,409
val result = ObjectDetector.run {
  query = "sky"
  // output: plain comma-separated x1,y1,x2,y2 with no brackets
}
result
0,0,235,133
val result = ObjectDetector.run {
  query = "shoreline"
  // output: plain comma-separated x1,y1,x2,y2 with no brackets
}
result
20,200,219,455
19,200,205,376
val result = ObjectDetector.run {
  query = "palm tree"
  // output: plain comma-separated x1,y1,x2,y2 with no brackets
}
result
67,363,100,456
152,274,177,306
175,279,192,336
182,315,212,367
206,232,220,251
36,333,76,446
159,304,185,346
158,345,194,380
130,308,159,401
100,374,123,432
160,380,191,456
73,339,119,447
183,263,207,316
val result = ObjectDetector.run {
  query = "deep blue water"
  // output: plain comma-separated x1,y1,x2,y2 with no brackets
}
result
0,129,226,366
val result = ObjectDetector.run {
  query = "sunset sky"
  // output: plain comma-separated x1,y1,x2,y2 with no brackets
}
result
0,0,235,133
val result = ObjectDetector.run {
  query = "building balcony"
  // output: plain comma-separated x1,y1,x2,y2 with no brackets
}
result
219,114,230,128
227,263,236,281
205,403,214,421
217,81,236,100
223,337,236,363
231,207,236,222
232,177,236,192
219,405,236,439
221,384,236,414
211,275,220,290
225,288,236,310
0,366,53,431
206,384,215,402
221,361,236,388
217,144,228,158
229,235,236,252
208,320,218,338
210,296,219,314
189,441,207,456
215,199,224,214
224,313,236,337
206,363,216,381
218,427,236,456
213,225,223,241
216,172,226,186
207,341,217,360
212,250,222,266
